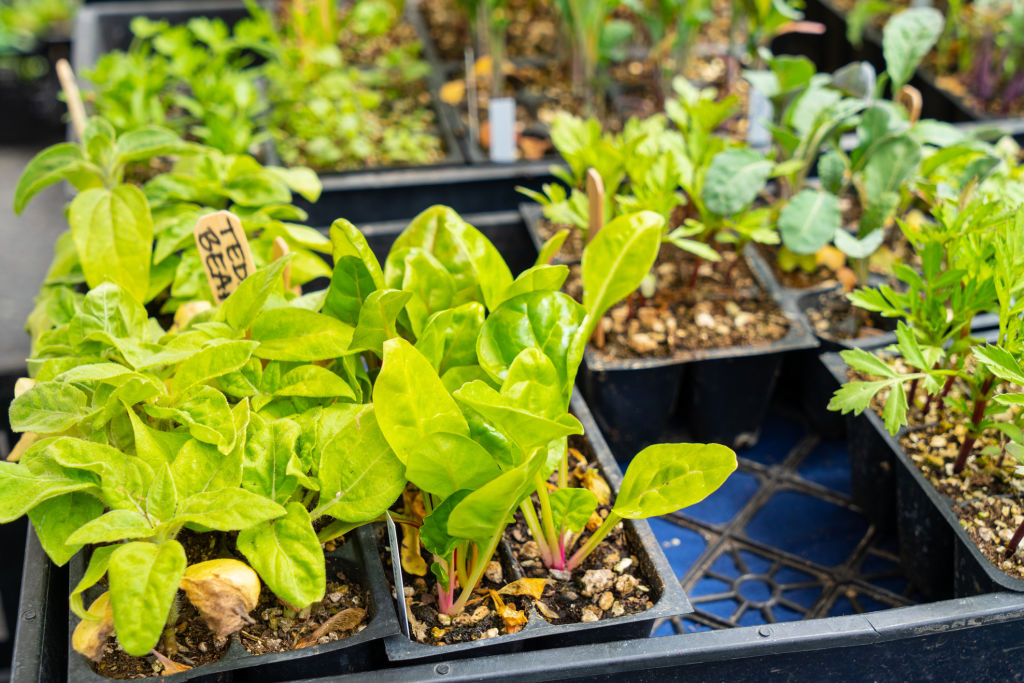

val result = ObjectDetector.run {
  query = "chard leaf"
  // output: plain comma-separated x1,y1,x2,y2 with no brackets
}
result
323,255,377,326
107,540,186,656
406,432,501,498
251,307,354,361
613,443,737,519
237,502,325,608
401,250,456,336
330,218,383,289
214,258,290,332
317,405,405,523
273,365,356,400
374,339,469,463
415,302,485,375
535,228,569,266
549,487,597,533
448,454,544,545
420,490,471,559
495,265,569,307
350,289,413,355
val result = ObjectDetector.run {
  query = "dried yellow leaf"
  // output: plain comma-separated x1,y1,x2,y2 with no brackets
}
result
497,577,548,600
815,245,845,272
582,470,611,505
440,79,466,105
71,592,113,662
490,590,527,634
179,559,260,637
400,525,428,577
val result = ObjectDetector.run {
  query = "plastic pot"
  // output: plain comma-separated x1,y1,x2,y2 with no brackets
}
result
520,204,819,456
66,525,398,682
380,391,692,664
821,350,1024,601
0,37,70,145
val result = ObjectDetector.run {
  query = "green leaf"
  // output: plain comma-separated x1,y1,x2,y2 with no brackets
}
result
385,206,513,312
323,256,377,326
330,218,384,289
448,454,544,545
818,150,847,194
581,211,663,329
778,189,841,255
834,227,885,259
174,339,259,393
400,250,456,336
881,381,909,434
108,540,186,656
215,258,290,332
406,432,501,498
613,443,737,518
242,415,303,504
9,382,90,434
237,502,325,608
70,545,116,620
535,229,570,266
28,492,104,566
126,408,183,470
145,464,178,523
114,126,188,166
974,345,1024,385
452,380,583,455
317,405,405,523
861,136,922,200
14,143,91,214
840,347,900,378
477,291,586,395
549,487,598,533
703,148,773,216
29,437,152,512
350,289,413,355
883,7,944,91
272,365,356,400
175,488,287,530
664,230,723,261
170,438,243,498
66,510,154,545
251,307,354,361
496,265,570,306
268,166,321,202
414,302,485,375
69,185,153,303
374,339,469,463
420,490,470,559
828,378,893,416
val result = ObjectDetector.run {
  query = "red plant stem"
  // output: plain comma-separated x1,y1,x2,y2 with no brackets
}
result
907,377,920,409
953,377,995,474
687,256,703,290
926,373,957,417
1006,519,1024,560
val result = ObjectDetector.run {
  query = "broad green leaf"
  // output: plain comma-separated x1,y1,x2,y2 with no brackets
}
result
175,488,287,530
108,540,186,656
9,382,90,434
114,126,188,166
0,459,97,525
317,405,405,523
145,464,178,522
323,256,377,326
448,454,544,545
215,259,290,332
501,348,566,419
30,437,152,511
477,291,586,394
861,136,922,200
28,492,104,566
535,229,569,266
55,363,136,384
581,211,663,329
420,490,470,559
703,149,773,216
149,385,237,452
330,218,384,289
70,545,116,620
549,487,598,533
374,339,469,463
496,265,570,306
272,365,355,400
242,415,303,504
237,502,325,608
613,443,737,518
415,302,485,375
251,307,354,361
350,289,413,355
818,150,846,194
406,432,501,498
14,143,91,214
883,7,944,91
66,510,154,545
69,185,152,303
174,340,259,393
834,227,885,259
385,206,513,311
778,189,841,255
401,250,456,336
170,438,243,498
267,166,321,202
126,408,184,470
452,380,583,455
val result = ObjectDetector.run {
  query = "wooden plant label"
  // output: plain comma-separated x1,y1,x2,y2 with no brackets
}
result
586,167,605,243
193,211,254,302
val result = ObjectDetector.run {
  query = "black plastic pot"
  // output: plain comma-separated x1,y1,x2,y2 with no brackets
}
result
0,37,70,145
821,350,1024,601
520,204,819,456
66,524,398,682
380,391,692,664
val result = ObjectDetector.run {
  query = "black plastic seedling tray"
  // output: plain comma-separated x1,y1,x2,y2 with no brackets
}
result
65,524,398,682
379,391,691,664
519,203,819,456
821,350,1024,601
0,37,70,145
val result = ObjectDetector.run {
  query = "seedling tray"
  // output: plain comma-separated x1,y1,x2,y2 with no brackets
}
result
821,350,1024,601
65,525,399,682
519,203,819,455
380,391,691,664
0,36,70,145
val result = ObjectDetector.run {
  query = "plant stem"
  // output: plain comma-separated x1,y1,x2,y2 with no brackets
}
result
456,542,469,590
954,376,995,474
1006,518,1024,560
519,499,553,565
534,475,563,568
559,448,568,489
449,531,503,615
566,511,622,571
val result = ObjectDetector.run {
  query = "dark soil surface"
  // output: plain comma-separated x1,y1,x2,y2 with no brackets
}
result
504,436,656,624
804,288,894,342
